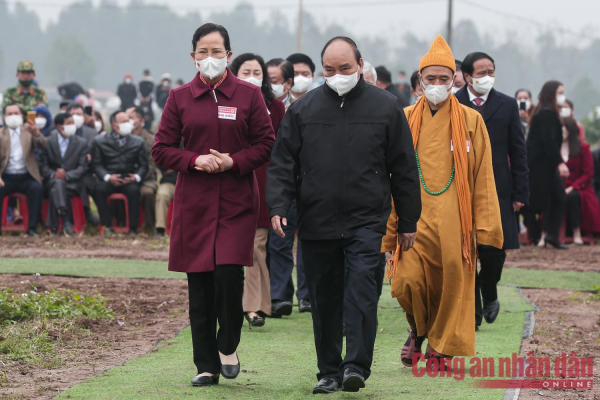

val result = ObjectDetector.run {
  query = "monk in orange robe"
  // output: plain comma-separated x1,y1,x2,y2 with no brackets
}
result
382,35,503,369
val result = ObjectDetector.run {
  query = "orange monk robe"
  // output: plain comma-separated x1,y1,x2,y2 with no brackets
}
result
381,98,503,356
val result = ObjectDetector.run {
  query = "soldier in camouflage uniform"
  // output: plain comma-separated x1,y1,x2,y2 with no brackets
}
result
2,61,48,113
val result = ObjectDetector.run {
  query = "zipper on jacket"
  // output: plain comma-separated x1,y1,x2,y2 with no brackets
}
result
340,96,345,108
212,90,218,103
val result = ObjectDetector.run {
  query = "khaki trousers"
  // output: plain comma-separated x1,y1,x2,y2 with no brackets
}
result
243,228,271,315
155,183,175,229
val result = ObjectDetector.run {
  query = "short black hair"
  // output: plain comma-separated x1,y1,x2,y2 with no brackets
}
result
286,53,315,74
110,110,125,124
143,69,150,74
515,89,532,99
455,59,462,71
266,58,295,87
3,103,22,116
192,23,231,52
461,52,495,77
320,36,362,65
59,100,70,109
128,105,145,119
375,66,392,84
410,70,419,91
66,102,83,113
398,71,406,76
54,113,72,126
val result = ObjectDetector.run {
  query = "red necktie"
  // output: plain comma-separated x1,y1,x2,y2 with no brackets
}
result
473,97,483,107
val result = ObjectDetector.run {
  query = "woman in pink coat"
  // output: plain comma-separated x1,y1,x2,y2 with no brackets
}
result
151,23,275,387
561,117,600,244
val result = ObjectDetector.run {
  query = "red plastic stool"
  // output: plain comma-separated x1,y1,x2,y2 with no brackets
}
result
166,201,174,235
559,217,595,246
42,196,87,234
107,193,130,233
1,194,29,233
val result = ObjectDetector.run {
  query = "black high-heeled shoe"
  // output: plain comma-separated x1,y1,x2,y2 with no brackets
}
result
244,313,265,330
221,353,240,379
544,237,569,250
191,373,220,386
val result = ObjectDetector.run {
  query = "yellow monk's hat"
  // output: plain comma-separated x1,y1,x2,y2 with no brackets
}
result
419,35,455,74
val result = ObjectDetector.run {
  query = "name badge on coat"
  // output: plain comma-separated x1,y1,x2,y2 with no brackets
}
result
451,140,471,152
218,106,237,120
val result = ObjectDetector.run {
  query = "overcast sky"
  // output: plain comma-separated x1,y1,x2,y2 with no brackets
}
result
7,0,600,47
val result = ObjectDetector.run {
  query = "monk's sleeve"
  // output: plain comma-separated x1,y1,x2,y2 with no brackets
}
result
151,90,197,173
386,104,421,234
381,201,399,252
472,114,504,249
266,107,301,219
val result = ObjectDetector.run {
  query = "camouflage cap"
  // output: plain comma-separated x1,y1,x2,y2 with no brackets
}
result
17,61,35,72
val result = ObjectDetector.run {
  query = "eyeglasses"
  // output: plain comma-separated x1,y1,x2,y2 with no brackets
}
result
195,50,228,60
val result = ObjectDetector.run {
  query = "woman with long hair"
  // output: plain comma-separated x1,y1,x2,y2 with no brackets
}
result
515,89,535,139
524,80,569,249
561,117,600,244
152,23,275,386
229,53,286,328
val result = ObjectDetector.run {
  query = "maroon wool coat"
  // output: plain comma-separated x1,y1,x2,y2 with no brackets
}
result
256,99,285,228
152,70,275,273
564,142,600,233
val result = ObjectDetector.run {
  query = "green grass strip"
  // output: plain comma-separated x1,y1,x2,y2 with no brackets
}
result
58,286,531,399
501,267,599,291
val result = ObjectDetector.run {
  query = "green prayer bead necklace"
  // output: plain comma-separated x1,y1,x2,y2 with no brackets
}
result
414,150,455,196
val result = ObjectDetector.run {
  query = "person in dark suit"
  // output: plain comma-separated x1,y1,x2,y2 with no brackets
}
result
525,81,570,249
92,110,148,235
374,66,408,108
456,52,529,330
39,113,88,235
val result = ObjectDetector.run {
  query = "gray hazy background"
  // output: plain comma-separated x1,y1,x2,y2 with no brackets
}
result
2,0,600,141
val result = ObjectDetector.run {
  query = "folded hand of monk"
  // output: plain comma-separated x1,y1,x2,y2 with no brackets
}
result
398,232,417,252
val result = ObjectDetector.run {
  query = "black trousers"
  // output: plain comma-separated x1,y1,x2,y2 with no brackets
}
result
301,227,382,382
0,173,43,231
565,189,581,230
93,181,140,229
475,245,506,326
46,179,78,230
524,171,566,242
187,265,244,375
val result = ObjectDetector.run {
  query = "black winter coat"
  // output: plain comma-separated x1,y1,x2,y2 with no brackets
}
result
92,133,148,181
267,77,421,240
456,87,529,249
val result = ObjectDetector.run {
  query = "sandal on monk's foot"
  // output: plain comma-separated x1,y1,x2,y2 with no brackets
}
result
401,329,425,367
425,351,453,374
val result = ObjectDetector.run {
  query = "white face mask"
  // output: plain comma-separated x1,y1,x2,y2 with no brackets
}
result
421,79,453,105
195,54,228,80
556,94,566,106
325,69,359,96
242,77,262,87
5,115,23,129
62,124,77,137
118,122,133,136
451,86,460,95
414,95,422,104
125,78,132,84
518,99,531,111
292,75,313,93
35,117,47,129
560,107,572,118
72,114,84,129
272,83,286,98
470,75,495,95
94,120,102,133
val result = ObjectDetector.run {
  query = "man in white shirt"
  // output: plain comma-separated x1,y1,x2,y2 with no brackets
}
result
0,104,47,236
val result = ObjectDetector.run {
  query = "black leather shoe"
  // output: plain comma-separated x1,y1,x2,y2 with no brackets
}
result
245,313,265,329
220,354,240,379
342,368,365,392
272,300,293,317
84,208,99,225
544,237,569,250
313,377,340,394
483,300,500,324
299,298,312,313
63,220,75,236
156,228,165,237
191,374,219,386
26,229,38,237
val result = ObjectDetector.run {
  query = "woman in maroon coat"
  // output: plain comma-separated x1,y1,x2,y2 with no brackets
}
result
151,24,275,387
561,117,600,244
230,53,286,328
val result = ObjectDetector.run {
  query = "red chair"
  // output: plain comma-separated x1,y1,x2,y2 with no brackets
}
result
98,194,144,235
42,196,87,234
1,194,29,233
558,217,595,246
166,201,174,235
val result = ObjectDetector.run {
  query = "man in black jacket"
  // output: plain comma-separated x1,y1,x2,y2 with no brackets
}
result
456,52,529,330
267,37,421,394
40,113,89,235
117,74,137,111
138,69,155,131
375,66,409,108
92,110,148,235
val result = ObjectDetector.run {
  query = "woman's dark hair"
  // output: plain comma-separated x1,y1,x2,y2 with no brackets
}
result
192,23,231,52
266,58,295,88
54,113,72,127
229,53,274,107
320,36,362,65
534,80,562,116
94,110,104,132
562,117,581,158
461,52,495,77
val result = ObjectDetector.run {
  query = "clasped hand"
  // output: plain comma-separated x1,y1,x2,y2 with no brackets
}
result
194,150,233,173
